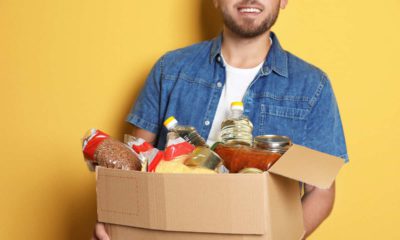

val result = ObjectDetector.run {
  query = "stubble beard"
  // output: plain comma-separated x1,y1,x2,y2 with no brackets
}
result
221,5,280,38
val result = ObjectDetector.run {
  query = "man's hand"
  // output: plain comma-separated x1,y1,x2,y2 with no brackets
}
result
91,222,110,240
301,181,336,239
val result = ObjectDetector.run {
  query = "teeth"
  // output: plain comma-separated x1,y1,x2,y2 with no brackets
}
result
239,8,261,13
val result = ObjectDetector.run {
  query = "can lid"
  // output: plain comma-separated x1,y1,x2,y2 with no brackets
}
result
164,116,178,130
231,101,244,111
239,168,263,174
254,135,292,152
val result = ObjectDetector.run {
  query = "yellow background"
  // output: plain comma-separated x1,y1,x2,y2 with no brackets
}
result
1,0,399,239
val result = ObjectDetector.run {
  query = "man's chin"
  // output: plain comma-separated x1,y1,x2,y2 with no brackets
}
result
229,27,269,38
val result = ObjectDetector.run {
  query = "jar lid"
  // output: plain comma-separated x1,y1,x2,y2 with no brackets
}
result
254,135,292,153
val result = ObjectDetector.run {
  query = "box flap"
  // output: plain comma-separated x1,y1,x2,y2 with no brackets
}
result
96,167,267,235
268,144,344,189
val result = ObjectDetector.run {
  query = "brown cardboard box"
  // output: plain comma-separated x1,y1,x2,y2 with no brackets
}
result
96,144,344,240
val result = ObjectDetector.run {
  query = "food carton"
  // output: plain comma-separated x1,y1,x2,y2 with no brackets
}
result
96,144,344,240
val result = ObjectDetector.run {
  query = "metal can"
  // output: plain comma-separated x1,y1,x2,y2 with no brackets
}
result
184,146,222,170
238,168,263,174
254,135,292,154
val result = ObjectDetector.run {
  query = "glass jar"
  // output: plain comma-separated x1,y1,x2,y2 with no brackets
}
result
254,135,292,154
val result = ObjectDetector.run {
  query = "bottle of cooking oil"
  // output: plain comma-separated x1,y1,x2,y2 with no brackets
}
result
220,102,253,146
163,116,207,147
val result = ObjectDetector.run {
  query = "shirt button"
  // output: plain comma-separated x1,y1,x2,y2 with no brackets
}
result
204,120,210,126
217,56,221,62
217,82,222,88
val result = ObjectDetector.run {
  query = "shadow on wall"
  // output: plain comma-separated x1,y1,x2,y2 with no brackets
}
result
116,0,223,138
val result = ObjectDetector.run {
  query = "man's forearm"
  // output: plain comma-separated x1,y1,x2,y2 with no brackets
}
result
131,126,156,144
301,182,335,238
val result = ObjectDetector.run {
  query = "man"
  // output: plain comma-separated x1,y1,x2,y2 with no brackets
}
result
93,0,348,239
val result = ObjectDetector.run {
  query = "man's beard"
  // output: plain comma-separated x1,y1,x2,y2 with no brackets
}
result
221,4,280,38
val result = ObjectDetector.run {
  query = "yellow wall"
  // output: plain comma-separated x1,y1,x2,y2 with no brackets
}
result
1,0,399,239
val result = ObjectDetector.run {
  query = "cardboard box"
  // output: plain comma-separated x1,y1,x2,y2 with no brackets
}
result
96,144,344,240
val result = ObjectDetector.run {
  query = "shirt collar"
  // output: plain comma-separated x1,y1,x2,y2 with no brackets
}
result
209,31,289,78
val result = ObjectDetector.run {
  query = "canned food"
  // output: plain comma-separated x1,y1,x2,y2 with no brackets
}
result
238,168,263,174
254,135,292,154
184,146,222,170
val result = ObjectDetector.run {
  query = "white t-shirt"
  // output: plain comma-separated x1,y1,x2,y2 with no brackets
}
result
206,56,264,146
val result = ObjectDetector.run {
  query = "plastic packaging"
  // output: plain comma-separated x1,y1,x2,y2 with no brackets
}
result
163,132,195,161
220,102,253,146
124,134,162,172
164,116,207,147
124,134,154,154
124,134,164,172
82,129,142,171
155,132,201,173
212,143,281,173
156,131,195,172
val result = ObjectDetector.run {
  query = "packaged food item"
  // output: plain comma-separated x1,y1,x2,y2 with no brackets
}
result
150,132,194,172
124,134,153,154
155,160,217,174
212,143,281,173
155,132,220,174
163,132,195,161
220,102,253,146
124,134,163,172
254,135,292,154
164,116,207,147
146,149,164,172
185,146,222,171
82,129,142,171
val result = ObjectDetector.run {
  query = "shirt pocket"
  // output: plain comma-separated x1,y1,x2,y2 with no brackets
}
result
254,103,310,142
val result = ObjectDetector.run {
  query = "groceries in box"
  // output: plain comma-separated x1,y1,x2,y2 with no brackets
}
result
82,103,345,240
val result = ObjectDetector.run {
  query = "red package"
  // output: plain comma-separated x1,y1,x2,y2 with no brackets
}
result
164,132,195,161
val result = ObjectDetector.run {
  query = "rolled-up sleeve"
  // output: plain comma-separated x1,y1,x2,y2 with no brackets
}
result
304,74,349,163
126,56,164,134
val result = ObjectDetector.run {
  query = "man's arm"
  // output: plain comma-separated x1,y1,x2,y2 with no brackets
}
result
301,181,335,239
131,125,157,144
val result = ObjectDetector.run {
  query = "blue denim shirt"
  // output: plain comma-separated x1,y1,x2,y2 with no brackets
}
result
126,32,348,162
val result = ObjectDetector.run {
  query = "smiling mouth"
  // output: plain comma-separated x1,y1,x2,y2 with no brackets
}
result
238,7,263,14
239,7,262,13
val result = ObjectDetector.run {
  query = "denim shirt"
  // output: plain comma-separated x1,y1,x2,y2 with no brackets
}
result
126,32,348,162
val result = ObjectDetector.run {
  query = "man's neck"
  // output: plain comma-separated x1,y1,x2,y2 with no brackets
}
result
221,28,271,69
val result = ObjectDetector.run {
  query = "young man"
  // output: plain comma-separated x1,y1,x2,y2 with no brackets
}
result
93,0,348,239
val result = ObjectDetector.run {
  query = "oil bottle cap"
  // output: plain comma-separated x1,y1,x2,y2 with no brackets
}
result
164,116,178,130
231,101,244,111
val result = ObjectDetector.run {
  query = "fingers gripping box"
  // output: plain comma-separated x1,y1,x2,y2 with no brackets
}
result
96,144,344,240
